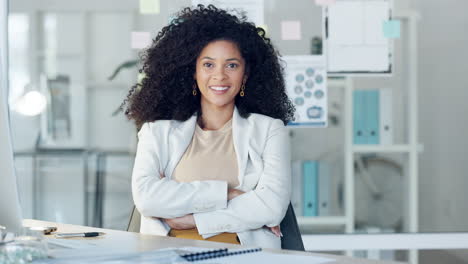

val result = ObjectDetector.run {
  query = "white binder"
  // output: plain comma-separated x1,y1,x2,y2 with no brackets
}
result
291,160,303,216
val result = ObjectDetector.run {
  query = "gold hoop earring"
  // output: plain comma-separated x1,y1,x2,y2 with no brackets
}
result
192,83,197,96
240,82,246,97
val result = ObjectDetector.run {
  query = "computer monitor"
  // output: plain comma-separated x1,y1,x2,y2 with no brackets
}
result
0,0,23,233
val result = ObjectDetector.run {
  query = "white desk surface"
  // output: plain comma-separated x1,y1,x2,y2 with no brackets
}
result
23,219,404,264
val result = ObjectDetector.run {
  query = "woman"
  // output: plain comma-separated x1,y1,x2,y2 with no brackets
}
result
124,5,295,249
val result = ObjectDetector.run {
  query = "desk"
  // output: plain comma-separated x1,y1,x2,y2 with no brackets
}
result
23,219,404,264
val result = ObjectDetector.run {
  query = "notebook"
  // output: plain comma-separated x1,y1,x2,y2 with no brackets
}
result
180,247,261,262
179,247,334,264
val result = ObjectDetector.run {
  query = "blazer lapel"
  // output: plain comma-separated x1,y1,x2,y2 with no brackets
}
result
232,107,249,187
166,114,197,178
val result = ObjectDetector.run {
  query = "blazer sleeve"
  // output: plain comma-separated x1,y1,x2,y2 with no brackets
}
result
193,119,291,235
132,122,228,219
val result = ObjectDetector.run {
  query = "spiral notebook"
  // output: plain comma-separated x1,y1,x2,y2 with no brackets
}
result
177,247,334,264
180,247,262,262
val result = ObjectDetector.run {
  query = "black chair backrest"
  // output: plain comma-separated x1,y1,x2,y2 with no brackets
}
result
280,203,305,251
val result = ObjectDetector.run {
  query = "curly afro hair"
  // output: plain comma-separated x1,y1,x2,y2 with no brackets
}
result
123,4,295,128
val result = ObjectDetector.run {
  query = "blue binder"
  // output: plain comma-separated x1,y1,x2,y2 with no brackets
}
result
353,90,366,144
303,161,318,216
365,90,380,144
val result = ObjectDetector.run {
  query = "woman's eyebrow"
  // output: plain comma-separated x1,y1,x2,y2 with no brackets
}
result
226,58,241,62
200,57,242,62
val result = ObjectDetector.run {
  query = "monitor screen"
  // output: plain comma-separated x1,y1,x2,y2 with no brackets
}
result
0,0,22,233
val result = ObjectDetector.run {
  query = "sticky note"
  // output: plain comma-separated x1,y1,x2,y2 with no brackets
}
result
140,0,160,14
315,0,336,6
258,24,268,36
383,20,401,38
281,21,301,40
131,32,152,49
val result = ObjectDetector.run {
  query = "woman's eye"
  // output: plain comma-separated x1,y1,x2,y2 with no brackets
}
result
227,63,238,69
203,62,213,68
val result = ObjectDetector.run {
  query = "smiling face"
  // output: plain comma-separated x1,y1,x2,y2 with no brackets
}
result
195,40,246,112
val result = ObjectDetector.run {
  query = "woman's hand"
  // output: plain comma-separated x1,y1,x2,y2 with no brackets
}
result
268,225,282,237
228,188,245,201
163,214,196,230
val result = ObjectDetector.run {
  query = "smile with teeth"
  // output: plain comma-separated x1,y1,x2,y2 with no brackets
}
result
209,86,230,91
209,86,231,94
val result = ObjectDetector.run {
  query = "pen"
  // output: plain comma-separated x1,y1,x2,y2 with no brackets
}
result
55,232,105,238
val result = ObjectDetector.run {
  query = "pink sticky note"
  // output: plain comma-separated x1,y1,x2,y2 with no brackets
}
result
281,21,301,40
315,0,336,6
131,32,151,49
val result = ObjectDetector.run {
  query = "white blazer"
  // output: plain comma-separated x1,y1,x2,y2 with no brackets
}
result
131,107,291,249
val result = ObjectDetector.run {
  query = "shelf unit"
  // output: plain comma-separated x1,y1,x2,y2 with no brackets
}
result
299,11,422,264
298,216,347,227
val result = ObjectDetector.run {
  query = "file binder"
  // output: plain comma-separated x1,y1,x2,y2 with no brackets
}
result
365,90,380,144
291,160,304,216
303,161,318,216
353,90,366,144
318,161,330,216
379,88,393,144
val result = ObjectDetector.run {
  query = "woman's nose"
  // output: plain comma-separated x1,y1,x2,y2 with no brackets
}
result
212,67,227,80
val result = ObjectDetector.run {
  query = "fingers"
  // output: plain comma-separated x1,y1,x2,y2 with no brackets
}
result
269,226,282,237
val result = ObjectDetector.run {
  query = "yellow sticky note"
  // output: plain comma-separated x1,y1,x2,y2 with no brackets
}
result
140,0,160,14
258,24,268,36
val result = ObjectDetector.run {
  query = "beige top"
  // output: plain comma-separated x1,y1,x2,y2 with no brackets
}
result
172,119,239,188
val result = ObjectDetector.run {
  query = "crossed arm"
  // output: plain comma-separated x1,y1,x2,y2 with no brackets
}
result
132,120,290,236
163,188,282,237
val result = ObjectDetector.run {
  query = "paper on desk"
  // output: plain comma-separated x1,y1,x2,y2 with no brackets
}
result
179,247,335,264
39,246,334,264
36,248,185,264
46,238,98,249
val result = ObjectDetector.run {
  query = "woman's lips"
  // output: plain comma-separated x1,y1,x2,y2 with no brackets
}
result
209,86,230,95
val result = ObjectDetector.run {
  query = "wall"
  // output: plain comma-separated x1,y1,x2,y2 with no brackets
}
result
8,0,468,236
411,0,468,232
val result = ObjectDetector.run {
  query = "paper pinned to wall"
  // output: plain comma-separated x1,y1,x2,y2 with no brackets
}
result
281,21,301,40
284,55,328,127
325,0,393,74
192,0,264,26
315,0,336,6
258,24,268,35
140,0,160,14
383,20,401,38
131,32,152,49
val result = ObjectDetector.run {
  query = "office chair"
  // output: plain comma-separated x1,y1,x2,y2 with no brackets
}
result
127,202,304,251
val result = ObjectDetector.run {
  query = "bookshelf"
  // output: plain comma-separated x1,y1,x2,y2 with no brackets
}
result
298,11,422,264
298,216,347,227
352,144,423,153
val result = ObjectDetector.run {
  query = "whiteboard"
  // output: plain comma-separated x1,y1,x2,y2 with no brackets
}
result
325,0,394,75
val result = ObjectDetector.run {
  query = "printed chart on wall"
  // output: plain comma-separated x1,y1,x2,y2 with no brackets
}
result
325,0,394,75
192,0,264,26
284,55,327,127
